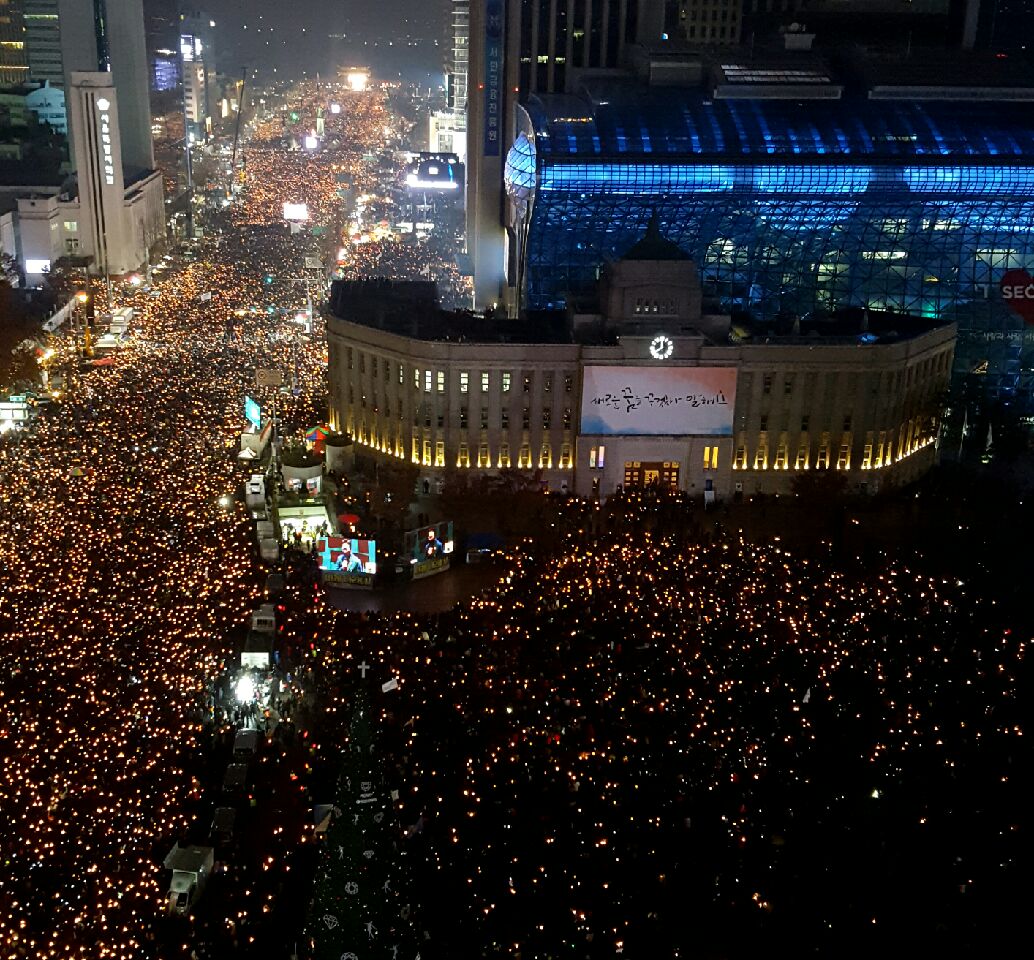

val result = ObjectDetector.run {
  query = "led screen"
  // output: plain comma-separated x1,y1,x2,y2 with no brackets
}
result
318,536,376,575
580,366,737,436
403,522,453,580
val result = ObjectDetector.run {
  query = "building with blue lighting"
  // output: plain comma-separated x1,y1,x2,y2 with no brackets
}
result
504,69,1034,403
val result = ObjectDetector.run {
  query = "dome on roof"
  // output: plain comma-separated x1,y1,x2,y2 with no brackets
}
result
622,213,691,262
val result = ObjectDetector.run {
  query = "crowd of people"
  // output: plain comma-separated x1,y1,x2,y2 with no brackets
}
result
1,73,1028,960
0,80,396,960
274,501,1028,957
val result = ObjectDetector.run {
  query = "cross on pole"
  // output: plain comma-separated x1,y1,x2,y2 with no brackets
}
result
358,661,370,679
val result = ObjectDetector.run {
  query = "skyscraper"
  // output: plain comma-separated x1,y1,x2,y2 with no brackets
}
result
24,0,62,86
0,0,29,86
178,9,216,141
142,0,179,91
449,0,469,114
58,0,154,172
466,0,666,309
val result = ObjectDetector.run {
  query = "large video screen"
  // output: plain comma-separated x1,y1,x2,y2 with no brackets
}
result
580,366,737,436
318,536,376,584
403,521,454,579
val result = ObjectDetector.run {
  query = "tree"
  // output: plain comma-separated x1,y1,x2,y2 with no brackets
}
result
0,254,42,391
366,460,418,530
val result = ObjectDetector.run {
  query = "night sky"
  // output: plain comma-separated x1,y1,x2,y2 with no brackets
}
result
201,0,450,85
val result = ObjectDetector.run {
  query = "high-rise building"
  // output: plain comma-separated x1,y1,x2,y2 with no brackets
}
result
0,0,29,86
142,0,178,91
58,0,154,173
430,0,470,163
449,0,469,113
178,9,216,140
23,0,62,86
466,0,667,309
65,71,165,274
678,0,742,44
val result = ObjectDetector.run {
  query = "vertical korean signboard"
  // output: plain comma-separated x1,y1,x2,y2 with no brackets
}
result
96,97,115,186
484,0,503,156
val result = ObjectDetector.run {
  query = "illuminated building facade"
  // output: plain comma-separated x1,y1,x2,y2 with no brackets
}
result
505,80,1034,403
0,0,28,86
326,249,954,499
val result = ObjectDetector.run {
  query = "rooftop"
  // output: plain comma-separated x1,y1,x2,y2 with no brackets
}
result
328,280,573,344
527,77,1034,160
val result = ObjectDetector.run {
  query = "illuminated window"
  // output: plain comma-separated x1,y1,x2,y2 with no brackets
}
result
876,430,886,466
753,441,769,470
413,368,419,390
597,444,605,469
861,433,874,469
795,438,810,470
457,443,470,467
498,442,511,468
424,370,432,392
437,370,445,393
734,442,747,469
423,440,432,465
589,445,597,468
435,441,445,466
539,443,552,468
816,433,831,469
518,444,532,469
703,445,719,470
502,372,511,392
478,443,491,467
481,371,489,392
460,371,469,393
411,436,420,463
560,443,572,468
836,442,851,470
399,364,404,385
774,435,789,470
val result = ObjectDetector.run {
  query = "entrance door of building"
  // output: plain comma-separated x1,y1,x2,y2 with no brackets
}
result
623,460,680,491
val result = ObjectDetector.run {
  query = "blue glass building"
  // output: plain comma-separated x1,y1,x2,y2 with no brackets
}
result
505,81,1034,402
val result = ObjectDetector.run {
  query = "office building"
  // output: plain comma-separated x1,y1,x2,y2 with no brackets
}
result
326,239,954,499
143,0,179,91
63,71,163,275
501,50,1034,404
678,0,742,44
466,0,667,310
23,0,62,86
58,0,154,172
430,0,470,162
178,9,216,140
0,0,29,86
